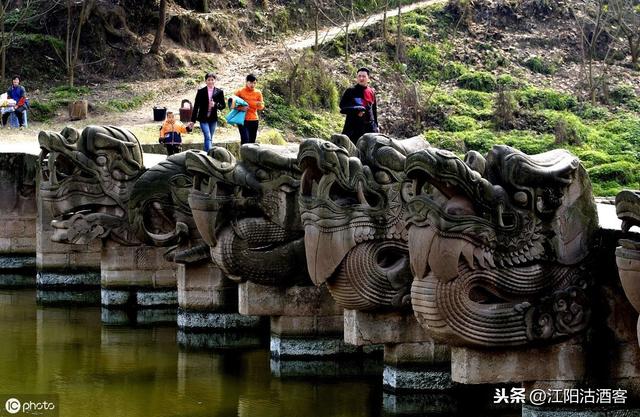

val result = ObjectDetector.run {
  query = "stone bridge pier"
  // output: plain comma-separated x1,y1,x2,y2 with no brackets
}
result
0,153,38,288
175,260,264,349
36,196,101,304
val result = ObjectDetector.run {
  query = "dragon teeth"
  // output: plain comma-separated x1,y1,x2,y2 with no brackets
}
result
408,226,436,280
484,250,496,268
474,246,486,268
461,242,475,269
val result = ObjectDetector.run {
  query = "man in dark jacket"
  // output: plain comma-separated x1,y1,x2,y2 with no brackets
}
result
188,72,225,152
339,67,379,144
2,76,27,128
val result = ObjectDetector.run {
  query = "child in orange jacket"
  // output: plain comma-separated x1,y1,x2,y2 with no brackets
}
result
159,111,189,156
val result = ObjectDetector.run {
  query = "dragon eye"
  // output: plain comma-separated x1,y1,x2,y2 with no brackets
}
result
375,171,391,184
96,156,107,166
112,169,125,180
255,169,269,180
514,191,528,206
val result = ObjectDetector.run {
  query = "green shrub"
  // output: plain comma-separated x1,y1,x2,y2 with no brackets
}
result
516,87,578,111
456,129,498,154
453,89,492,109
105,92,154,112
451,89,493,119
28,100,58,122
258,129,287,145
627,99,640,112
610,84,636,104
264,53,339,112
263,91,343,138
498,130,555,155
523,56,557,75
50,85,90,101
423,130,465,153
591,181,628,197
456,71,497,92
588,161,639,185
407,44,442,81
600,115,640,149
403,22,428,38
574,103,610,120
443,115,478,132
442,61,468,80
10,32,64,51
574,149,613,168
539,111,590,145
497,74,523,89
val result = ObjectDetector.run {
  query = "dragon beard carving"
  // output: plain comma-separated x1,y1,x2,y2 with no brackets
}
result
186,144,307,286
405,145,599,347
298,133,429,311
39,126,198,258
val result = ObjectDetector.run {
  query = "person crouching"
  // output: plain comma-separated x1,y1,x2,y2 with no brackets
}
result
160,111,188,156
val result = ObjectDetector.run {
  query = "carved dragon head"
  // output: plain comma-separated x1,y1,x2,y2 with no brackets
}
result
298,133,429,310
128,152,201,256
39,126,144,245
405,145,598,347
616,190,640,234
186,144,306,285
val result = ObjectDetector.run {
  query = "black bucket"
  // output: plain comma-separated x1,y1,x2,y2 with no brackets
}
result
153,106,167,121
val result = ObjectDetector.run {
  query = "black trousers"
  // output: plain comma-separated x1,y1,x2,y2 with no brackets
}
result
2,108,25,127
165,144,182,156
238,120,259,144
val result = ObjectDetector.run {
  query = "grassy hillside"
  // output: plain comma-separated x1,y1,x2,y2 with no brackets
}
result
261,1,640,196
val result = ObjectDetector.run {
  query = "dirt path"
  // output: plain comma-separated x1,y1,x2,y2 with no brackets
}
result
0,0,442,145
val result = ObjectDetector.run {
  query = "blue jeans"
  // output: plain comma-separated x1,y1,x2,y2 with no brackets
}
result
200,120,217,152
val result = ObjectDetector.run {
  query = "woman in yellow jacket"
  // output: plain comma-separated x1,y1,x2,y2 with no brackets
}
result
234,74,265,144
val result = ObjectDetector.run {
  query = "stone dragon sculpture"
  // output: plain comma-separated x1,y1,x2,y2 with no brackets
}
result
297,133,429,311
186,144,307,285
615,189,640,339
38,125,198,257
616,190,640,234
405,145,598,347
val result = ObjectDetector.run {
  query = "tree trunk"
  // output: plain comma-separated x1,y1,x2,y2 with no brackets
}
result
150,0,167,55
344,17,349,63
69,100,88,120
396,3,402,62
70,0,93,86
382,1,388,40
0,14,5,85
314,4,319,51
66,0,72,86
629,36,639,66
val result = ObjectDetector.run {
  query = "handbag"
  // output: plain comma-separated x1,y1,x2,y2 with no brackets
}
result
225,95,248,126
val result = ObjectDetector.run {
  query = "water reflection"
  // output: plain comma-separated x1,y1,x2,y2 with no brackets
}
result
0,290,382,417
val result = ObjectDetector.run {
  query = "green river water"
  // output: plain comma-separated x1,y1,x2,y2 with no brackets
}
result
0,289,382,417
